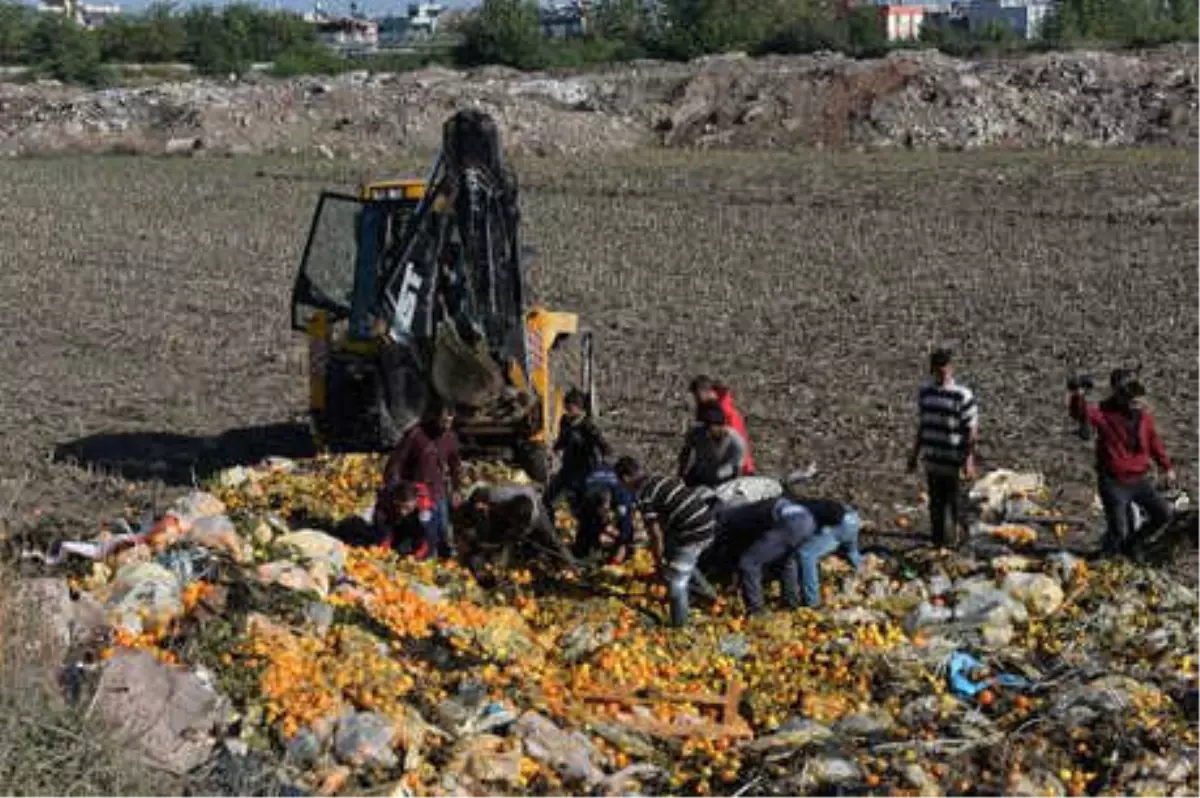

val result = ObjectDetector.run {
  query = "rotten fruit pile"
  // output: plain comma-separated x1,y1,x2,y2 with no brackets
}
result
60,455,1198,796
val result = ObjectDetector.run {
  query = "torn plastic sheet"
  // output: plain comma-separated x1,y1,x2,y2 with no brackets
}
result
947,651,1033,697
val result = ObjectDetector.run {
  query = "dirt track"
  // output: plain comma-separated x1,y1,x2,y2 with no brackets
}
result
1,149,1196,557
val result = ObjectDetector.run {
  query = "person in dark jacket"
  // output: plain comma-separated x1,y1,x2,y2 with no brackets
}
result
545,388,609,512
793,500,863,608
371,481,429,554
719,497,818,615
382,403,463,559
460,483,577,571
678,402,748,488
1069,369,1176,558
573,464,636,563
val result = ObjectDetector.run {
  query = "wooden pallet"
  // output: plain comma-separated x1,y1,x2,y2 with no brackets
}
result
579,680,752,740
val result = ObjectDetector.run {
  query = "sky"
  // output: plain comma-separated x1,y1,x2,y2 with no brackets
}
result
21,0,481,14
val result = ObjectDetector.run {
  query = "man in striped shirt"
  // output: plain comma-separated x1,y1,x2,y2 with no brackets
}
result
907,349,979,548
615,456,719,627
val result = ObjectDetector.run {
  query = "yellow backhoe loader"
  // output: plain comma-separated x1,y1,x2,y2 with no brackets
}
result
289,109,595,482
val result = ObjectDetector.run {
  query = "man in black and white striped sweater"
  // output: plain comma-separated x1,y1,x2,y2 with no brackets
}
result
615,456,719,627
907,348,979,548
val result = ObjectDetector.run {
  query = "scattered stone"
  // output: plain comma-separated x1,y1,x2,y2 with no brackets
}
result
835,709,895,737
333,711,398,769
745,718,833,751
514,710,604,787
1002,571,1065,616
92,650,229,775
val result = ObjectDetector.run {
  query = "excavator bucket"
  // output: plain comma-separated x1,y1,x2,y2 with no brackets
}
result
431,320,505,408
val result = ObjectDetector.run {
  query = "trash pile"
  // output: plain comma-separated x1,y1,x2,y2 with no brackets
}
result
13,455,1199,797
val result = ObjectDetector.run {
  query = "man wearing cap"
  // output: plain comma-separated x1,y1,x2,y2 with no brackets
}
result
907,348,979,548
678,401,748,489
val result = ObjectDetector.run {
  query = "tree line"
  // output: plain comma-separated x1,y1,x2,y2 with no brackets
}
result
0,0,1194,86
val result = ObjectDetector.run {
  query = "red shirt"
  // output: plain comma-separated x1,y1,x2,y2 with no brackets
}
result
714,387,756,476
382,423,462,502
1069,394,1171,483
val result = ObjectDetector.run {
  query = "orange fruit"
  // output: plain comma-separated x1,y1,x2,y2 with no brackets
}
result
978,689,995,706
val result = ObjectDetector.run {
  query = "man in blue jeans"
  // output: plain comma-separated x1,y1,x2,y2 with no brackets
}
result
794,500,864,608
719,497,817,615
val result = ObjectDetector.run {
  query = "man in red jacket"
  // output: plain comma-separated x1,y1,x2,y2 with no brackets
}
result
689,375,756,476
382,403,463,560
1069,369,1177,559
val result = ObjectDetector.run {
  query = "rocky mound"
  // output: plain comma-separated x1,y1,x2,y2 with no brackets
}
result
0,45,1195,157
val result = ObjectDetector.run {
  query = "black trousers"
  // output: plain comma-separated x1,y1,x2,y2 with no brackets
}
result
1098,474,1171,556
926,471,962,548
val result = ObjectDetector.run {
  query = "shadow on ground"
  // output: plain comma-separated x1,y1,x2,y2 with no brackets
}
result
53,423,317,486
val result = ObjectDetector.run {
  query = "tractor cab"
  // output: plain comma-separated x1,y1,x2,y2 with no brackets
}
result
289,174,594,477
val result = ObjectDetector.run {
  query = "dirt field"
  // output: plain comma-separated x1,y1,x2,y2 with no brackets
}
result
1,149,1196,555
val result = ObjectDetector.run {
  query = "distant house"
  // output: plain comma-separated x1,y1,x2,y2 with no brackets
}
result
540,0,588,38
39,0,121,29
966,0,1052,39
312,16,380,53
880,4,931,41
407,2,445,38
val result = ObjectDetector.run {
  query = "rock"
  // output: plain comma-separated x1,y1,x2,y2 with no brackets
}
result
304,601,335,635
284,726,324,767
718,633,751,659
410,581,445,605
592,723,659,759
186,514,251,562
979,619,1015,647
170,490,226,525
256,560,327,597
954,584,1029,627
745,718,833,751
92,650,229,775
990,554,1040,573
333,711,398,769
903,763,941,794
446,734,523,789
904,600,953,635
831,606,887,626
1008,770,1067,796
462,607,542,665
315,143,335,159
561,620,615,663
164,136,201,155
834,709,894,737
8,578,76,687
799,755,861,789
1001,571,1065,616
514,710,604,787
1126,780,1171,797
275,529,347,574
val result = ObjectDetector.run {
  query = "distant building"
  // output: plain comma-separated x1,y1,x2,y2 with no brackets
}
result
39,0,121,29
311,16,380,53
879,4,931,41
540,0,589,38
407,2,445,37
966,0,1052,39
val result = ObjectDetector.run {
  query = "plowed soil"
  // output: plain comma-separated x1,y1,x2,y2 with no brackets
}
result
2,149,1195,562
